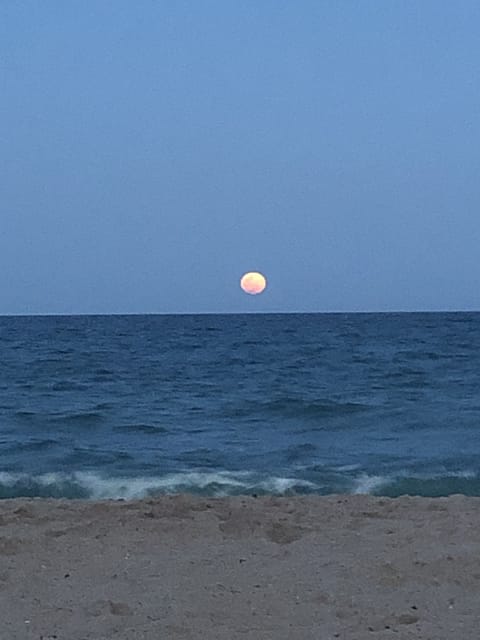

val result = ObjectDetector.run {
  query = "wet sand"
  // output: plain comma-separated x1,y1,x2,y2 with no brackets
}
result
1,494,479,639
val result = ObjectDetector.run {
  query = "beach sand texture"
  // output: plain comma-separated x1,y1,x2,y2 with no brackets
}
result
1,495,479,639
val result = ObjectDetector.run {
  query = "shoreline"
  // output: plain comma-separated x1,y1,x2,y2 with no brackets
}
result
1,494,479,638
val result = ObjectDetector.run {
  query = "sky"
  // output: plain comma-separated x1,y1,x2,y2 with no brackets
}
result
1,1,480,314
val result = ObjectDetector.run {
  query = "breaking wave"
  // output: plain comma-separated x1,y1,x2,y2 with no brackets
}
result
0,471,318,500
0,468,479,500
352,470,480,497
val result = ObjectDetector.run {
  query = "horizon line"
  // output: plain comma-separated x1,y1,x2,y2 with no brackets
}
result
0,309,479,318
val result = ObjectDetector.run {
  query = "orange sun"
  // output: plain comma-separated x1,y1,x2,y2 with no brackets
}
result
240,271,267,295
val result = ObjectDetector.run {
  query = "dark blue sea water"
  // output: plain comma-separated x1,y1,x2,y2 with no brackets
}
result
0,313,479,499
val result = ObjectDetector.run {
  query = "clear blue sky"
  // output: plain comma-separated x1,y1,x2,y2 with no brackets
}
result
1,1,479,314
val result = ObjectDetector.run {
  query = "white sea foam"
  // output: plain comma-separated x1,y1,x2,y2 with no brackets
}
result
0,470,319,499
0,468,477,499
256,476,317,493
333,464,362,472
351,468,479,495
352,474,389,494
442,470,476,479
74,471,252,499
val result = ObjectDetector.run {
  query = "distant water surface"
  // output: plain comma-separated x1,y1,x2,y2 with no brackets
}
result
0,313,479,499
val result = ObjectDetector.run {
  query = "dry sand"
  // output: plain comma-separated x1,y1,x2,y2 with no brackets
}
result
0,494,479,639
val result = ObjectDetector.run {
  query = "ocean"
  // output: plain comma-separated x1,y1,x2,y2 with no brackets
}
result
0,312,479,500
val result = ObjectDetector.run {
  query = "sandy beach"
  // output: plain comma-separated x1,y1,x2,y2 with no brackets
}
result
1,494,479,639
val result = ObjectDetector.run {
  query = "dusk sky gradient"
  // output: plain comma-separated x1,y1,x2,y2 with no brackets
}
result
1,1,479,314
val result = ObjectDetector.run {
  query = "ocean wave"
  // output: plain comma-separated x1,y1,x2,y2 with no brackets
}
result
14,409,105,427
1,438,60,453
223,397,370,420
0,470,318,500
352,470,480,497
270,398,370,418
353,474,388,494
50,381,89,392
14,410,37,419
50,411,105,425
113,424,169,435
0,468,479,500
